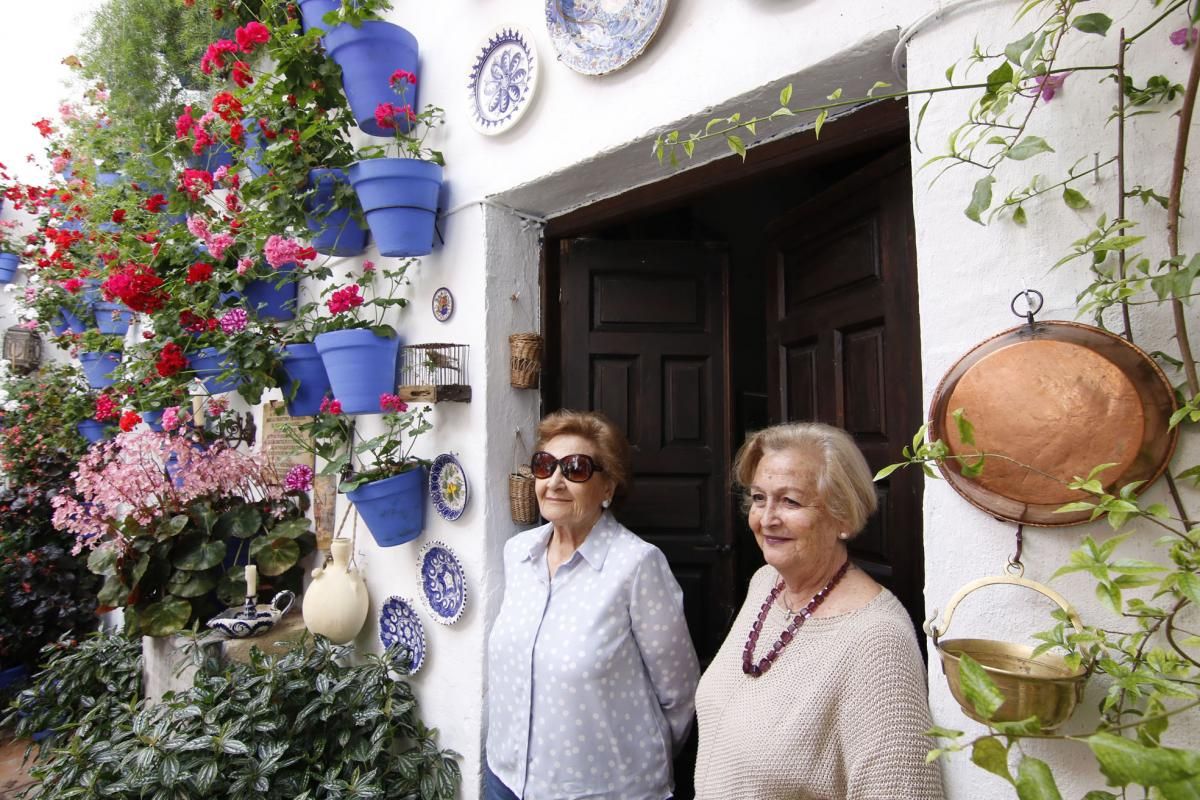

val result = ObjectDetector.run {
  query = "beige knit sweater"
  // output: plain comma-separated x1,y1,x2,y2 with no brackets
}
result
694,566,945,800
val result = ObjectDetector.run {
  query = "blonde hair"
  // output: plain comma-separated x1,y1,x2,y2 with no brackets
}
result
731,422,878,535
535,409,632,497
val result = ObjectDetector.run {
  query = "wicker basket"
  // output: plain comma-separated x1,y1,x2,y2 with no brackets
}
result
509,466,539,525
509,333,543,389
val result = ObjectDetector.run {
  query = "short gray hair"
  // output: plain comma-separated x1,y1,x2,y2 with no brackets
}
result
731,422,878,535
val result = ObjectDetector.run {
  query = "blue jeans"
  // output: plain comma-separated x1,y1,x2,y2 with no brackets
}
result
483,763,520,800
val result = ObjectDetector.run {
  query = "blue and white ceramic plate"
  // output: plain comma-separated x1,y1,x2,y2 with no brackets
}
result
432,287,454,322
467,26,538,135
544,0,669,76
429,453,468,521
378,595,426,674
418,541,467,625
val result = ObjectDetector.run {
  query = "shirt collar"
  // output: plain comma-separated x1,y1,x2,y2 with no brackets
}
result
519,512,617,572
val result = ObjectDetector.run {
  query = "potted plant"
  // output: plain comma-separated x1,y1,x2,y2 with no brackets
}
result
0,217,27,283
308,258,413,414
348,69,445,256
50,428,316,636
294,391,432,547
0,363,92,482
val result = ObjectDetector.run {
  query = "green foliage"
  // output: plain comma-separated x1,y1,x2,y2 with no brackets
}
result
9,633,460,800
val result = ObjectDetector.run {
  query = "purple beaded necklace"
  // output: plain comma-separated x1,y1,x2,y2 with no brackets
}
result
742,560,851,677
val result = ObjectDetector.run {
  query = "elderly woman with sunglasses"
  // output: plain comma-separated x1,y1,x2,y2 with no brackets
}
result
484,409,700,800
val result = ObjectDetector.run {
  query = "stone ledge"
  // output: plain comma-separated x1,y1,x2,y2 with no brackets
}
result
220,612,309,664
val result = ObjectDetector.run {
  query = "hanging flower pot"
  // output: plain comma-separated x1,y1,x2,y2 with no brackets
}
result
79,351,121,389
141,409,165,432
96,171,123,187
243,264,298,321
93,301,133,336
278,342,332,416
188,142,235,174
241,118,269,178
346,467,426,547
0,253,19,284
190,347,242,394
297,0,348,32
76,419,111,444
305,168,369,256
323,21,419,137
313,329,400,414
348,159,441,257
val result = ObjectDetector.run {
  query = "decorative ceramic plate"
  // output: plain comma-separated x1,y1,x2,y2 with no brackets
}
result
429,453,468,521
432,287,454,322
378,595,426,674
417,541,467,625
544,0,669,76
467,26,539,135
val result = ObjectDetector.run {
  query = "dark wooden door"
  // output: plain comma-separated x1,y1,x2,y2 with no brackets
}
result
765,148,926,630
558,239,732,800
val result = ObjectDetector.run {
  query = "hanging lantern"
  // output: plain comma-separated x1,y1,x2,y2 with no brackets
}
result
3,325,42,375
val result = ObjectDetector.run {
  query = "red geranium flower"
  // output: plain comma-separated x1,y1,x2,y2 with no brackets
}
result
200,39,238,76
186,261,213,284
119,410,142,432
235,21,270,53
155,342,188,378
231,61,253,88
212,91,243,123
111,209,126,224
143,193,168,213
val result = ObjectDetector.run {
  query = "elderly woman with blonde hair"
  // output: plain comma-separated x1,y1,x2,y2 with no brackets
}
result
485,409,700,800
694,422,943,800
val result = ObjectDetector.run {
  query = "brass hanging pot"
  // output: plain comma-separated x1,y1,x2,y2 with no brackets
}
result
925,565,1089,730
928,291,1179,526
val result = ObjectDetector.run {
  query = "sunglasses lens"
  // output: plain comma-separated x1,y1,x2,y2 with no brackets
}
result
561,455,594,482
530,452,556,479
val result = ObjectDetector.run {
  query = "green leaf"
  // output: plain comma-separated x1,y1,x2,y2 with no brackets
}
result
250,537,302,576
217,505,263,539
1095,580,1122,613
1063,188,1090,209
87,545,118,576
926,725,964,739
269,518,313,540
1005,33,1036,65
874,462,904,480
1015,756,1063,800
167,570,217,599
965,176,996,225
173,540,227,571
1088,732,1200,787
1013,205,1027,225
958,652,1004,720
779,84,793,106
1094,235,1145,252
813,110,829,140
1072,13,1113,36
952,408,976,446
97,575,127,608
156,514,191,539
1175,572,1200,606
140,596,192,637
1006,136,1054,161
867,81,892,96
726,134,747,160
972,736,1013,783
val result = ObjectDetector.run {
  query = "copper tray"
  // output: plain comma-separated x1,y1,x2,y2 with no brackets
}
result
929,321,1179,526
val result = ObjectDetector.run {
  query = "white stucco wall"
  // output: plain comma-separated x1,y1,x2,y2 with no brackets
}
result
2,1,1197,798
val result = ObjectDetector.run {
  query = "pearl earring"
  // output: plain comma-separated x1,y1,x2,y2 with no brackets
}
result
838,532,850,540
602,499,612,509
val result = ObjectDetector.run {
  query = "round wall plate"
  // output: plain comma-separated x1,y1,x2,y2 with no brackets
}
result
467,26,538,135
417,541,467,625
429,453,468,521
432,287,454,322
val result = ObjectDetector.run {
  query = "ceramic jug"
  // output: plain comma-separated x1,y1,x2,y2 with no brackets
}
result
302,538,369,644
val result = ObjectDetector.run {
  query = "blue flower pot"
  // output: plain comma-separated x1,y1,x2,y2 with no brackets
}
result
188,142,235,173
0,253,19,284
79,351,121,389
298,0,348,31
278,343,332,416
96,171,122,187
324,21,419,137
313,329,400,414
81,278,103,307
76,419,110,444
190,346,242,394
241,118,269,178
305,168,369,256
53,306,88,335
346,467,426,547
59,219,84,232
0,665,28,691
348,159,441,257
93,301,133,335
244,264,298,321
141,409,165,432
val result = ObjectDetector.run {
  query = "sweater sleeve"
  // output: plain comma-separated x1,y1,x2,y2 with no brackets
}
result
629,546,701,755
839,618,946,800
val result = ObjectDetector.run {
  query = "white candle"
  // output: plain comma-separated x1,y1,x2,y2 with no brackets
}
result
245,564,258,598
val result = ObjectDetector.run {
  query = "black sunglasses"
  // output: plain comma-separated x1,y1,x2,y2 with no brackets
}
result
530,451,605,483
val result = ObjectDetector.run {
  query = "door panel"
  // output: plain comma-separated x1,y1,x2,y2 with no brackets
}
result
560,239,734,664
766,148,925,631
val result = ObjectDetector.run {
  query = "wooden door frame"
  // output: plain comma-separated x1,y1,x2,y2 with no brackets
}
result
541,100,909,413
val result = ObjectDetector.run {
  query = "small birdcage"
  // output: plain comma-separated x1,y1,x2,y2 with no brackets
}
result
396,343,471,403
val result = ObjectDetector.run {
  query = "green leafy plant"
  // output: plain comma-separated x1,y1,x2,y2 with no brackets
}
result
9,632,460,800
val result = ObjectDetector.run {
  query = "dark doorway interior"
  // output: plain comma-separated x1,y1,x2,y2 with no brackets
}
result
540,104,924,800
